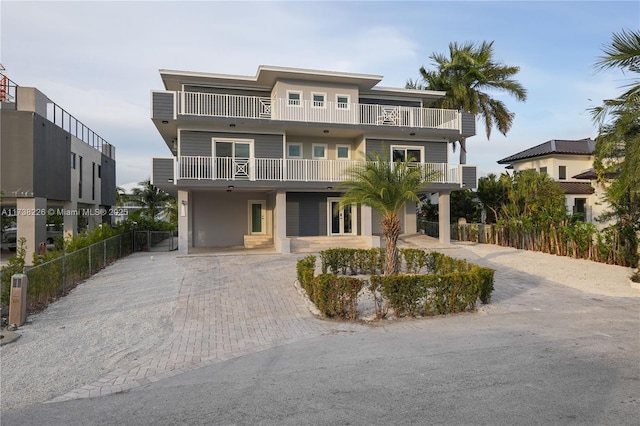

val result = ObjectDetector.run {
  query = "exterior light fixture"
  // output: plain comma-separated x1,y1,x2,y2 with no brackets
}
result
409,132,415,136
229,124,236,128
162,120,169,124
323,130,329,134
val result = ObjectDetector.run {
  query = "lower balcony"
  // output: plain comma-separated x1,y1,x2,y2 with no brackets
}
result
153,156,477,188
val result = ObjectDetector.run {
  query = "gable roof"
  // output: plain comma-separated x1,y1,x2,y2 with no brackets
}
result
497,138,595,164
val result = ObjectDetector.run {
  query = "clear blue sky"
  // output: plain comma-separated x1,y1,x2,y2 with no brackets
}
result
2,1,638,185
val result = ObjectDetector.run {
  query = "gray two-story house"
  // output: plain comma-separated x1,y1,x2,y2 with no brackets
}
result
150,65,476,254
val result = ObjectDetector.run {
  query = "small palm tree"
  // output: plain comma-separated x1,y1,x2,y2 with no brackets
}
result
131,179,172,220
338,152,429,276
407,41,527,164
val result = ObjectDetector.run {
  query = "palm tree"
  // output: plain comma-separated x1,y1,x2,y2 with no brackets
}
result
338,152,429,276
407,41,527,164
131,179,172,220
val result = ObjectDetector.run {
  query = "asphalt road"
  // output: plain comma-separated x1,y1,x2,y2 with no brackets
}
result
3,292,639,426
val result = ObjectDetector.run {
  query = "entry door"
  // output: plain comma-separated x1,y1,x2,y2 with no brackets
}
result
249,200,266,234
328,198,355,235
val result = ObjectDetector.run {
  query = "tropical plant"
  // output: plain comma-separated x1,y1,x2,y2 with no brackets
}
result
476,173,510,223
131,179,174,221
590,28,640,272
407,41,527,163
338,151,431,276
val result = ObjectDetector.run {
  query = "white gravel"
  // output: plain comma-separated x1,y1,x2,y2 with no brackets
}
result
0,252,183,411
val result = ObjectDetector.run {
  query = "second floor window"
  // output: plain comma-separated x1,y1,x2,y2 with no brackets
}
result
287,143,303,159
336,95,350,109
540,167,547,175
559,165,566,180
392,146,423,163
313,143,327,160
288,91,302,106
312,93,325,108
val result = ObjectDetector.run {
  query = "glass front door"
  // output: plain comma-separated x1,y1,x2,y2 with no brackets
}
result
249,200,266,234
328,198,355,235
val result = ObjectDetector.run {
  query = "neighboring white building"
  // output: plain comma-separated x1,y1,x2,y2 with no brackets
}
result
497,138,611,227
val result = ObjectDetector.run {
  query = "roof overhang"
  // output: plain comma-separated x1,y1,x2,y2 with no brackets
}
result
160,65,385,91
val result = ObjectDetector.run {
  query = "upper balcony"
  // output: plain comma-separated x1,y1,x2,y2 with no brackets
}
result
152,91,464,132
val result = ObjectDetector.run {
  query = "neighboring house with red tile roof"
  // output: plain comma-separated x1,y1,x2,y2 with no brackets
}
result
498,138,612,228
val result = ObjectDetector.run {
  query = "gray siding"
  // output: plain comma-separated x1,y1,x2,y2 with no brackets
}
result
366,139,448,163
461,112,476,137
180,131,283,158
100,154,116,206
358,98,421,108
286,192,337,237
152,158,174,186
33,114,72,200
152,92,175,120
462,165,477,189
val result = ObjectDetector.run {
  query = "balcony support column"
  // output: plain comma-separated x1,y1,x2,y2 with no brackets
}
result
178,190,190,254
438,192,451,245
16,197,47,266
274,190,290,254
361,205,380,249
63,201,77,241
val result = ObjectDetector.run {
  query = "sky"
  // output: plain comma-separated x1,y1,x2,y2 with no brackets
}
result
1,1,638,186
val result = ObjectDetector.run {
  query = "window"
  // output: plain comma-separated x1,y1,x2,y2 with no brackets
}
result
98,165,102,178
71,153,76,169
287,143,303,159
78,156,83,198
312,93,326,108
391,146,423,163
336,95,350,109
336,145,350,160
312,143,327,160
92,162,96,200
540,167,547,175
559,165,566,180
287,91,302,106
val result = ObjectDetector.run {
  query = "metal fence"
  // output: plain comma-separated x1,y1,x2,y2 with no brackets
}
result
22,233,133,312
132,230,178,252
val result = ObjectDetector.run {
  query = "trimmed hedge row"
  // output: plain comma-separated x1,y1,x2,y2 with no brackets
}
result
297,248,495,320
297,255,364,319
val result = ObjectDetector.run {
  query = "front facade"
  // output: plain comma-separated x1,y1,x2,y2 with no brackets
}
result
497,138,610,227
0,73,116,262
150,65,477,253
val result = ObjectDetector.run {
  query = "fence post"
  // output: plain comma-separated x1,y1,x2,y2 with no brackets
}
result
89,245,92,275
104,239,107,266
147,231,151,253
62,255,66,296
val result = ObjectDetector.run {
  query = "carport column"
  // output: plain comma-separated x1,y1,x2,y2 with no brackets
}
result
62,201,77,241
360,205,380,248
438,192,451,244
405,201,418,234
16,197,47,265
274,190,290,254
178,190,190,255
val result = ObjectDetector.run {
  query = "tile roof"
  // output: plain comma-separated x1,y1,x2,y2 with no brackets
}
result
497,138,595,164
558,181,595,195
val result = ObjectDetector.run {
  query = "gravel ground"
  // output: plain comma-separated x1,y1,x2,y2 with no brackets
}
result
0,252,183,411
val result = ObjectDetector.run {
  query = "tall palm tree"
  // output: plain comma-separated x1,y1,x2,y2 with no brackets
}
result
338,152,429,276
407,41,527,164
131,179,172,220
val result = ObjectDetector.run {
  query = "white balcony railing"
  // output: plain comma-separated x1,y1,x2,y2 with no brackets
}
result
175,91,460,131
176,156,465,185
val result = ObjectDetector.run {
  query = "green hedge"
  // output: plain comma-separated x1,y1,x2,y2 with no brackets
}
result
297,248,495,320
